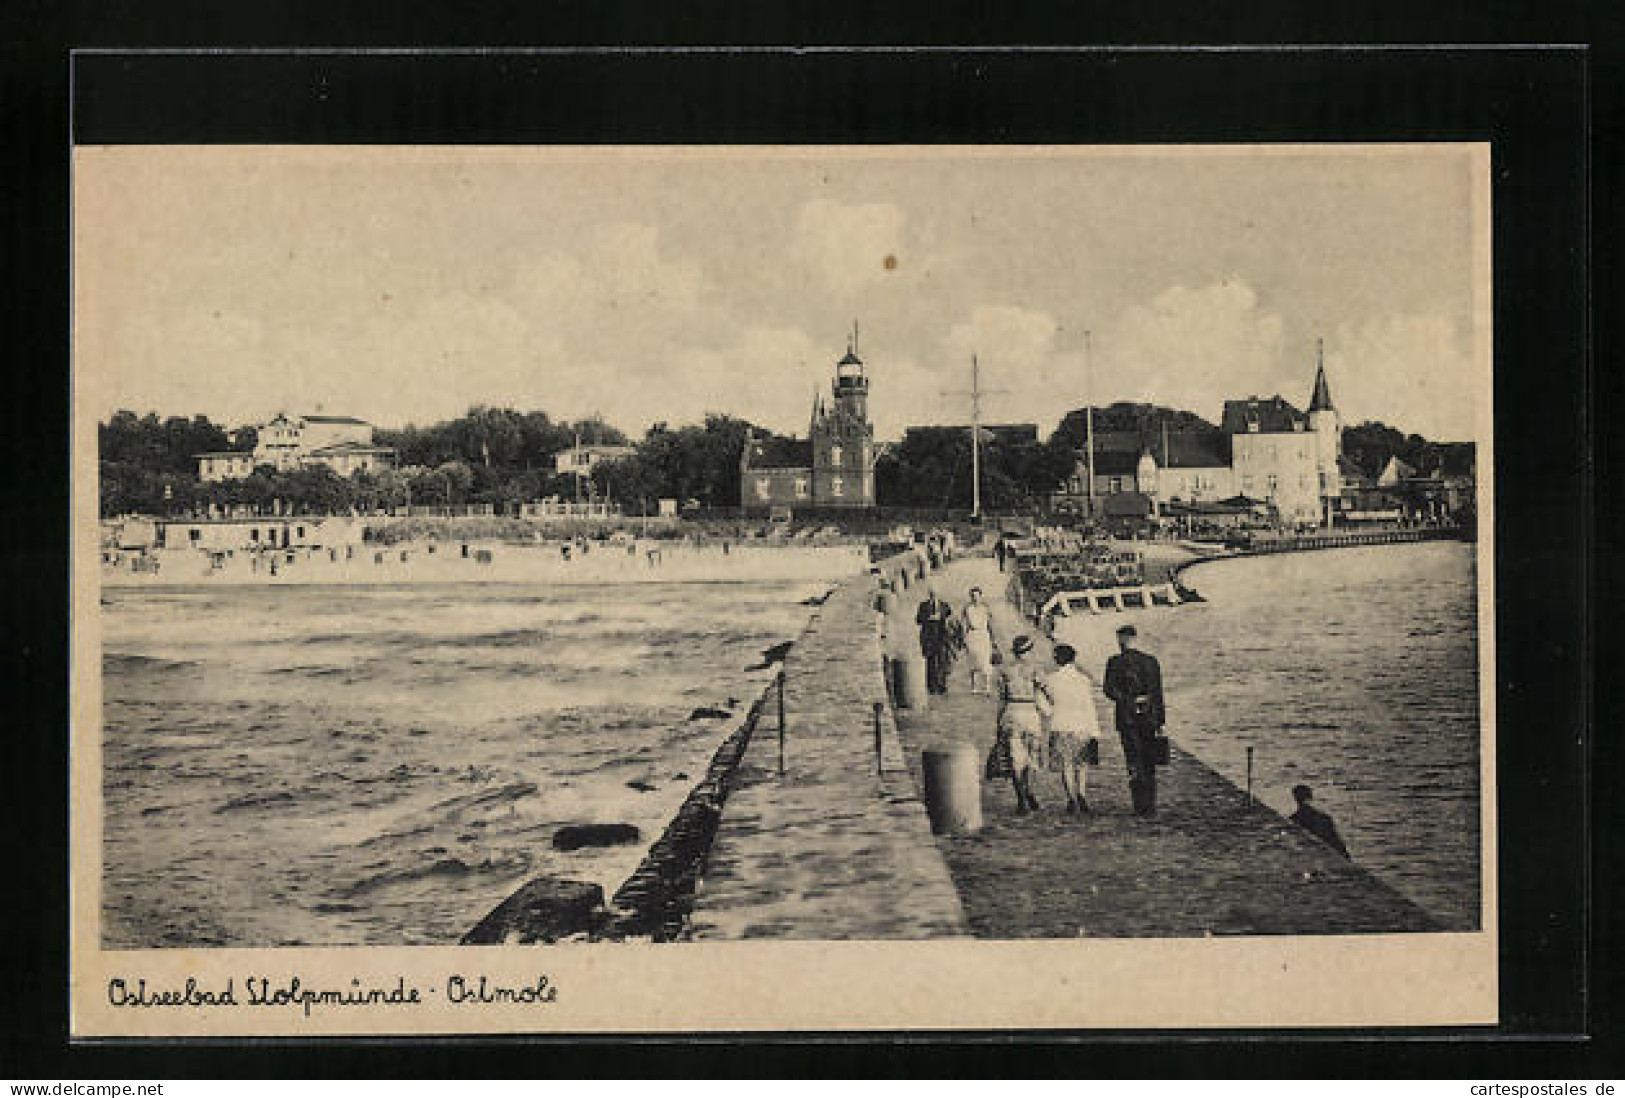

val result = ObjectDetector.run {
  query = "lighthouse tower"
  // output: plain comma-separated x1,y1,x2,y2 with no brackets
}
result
810,323,876,508
1307,338,1341,526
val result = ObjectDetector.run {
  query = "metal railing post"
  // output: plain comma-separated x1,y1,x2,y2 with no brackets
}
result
873,701,884,776
777,668,787,778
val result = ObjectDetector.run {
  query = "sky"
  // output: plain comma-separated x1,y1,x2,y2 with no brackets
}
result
74,145,1489,443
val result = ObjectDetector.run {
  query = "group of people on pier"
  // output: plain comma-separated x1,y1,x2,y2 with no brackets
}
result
985,624,1167,819
879,551,1354,855
893,571,1169,820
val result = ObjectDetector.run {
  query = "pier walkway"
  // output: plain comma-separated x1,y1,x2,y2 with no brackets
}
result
891,557,1437,937
687,573,969,940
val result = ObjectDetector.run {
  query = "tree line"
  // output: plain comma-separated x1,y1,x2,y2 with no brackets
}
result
98,403,1468,520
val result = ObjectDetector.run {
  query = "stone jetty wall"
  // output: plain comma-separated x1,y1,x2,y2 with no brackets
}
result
604,687,770,940
685,558,968,940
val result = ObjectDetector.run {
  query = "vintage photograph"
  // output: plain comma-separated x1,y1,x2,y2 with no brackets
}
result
71,144,1495,1031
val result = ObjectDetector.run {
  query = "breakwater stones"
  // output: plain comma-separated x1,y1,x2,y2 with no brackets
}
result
460,877,607,945
604,694,768,941
552,823,641,851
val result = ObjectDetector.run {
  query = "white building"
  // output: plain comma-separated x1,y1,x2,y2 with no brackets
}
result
553,442,638,477
197,413,395,481
1221,395,1323,525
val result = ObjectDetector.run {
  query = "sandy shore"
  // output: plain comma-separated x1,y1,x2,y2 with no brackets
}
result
100,542,872,588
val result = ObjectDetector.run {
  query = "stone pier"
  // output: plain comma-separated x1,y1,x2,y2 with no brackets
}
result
893,556,1438,938
687,567,968,939
688,546,1436,941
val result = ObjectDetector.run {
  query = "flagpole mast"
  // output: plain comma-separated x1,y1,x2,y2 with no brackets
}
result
970,354,982,520
1084,330,1096,522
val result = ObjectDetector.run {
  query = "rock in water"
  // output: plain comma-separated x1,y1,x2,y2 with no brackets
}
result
626,779,657,792
745,641,795,670
552,823,642,851
688,706,732,721
461,877,605,945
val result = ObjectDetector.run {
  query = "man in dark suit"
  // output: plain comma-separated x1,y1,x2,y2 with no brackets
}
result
916,587,954,695
1103,623,1165,816
1289,784,1350,858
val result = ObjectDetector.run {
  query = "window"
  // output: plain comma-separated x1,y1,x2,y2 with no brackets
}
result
1267,474,1279,493
831,476,844,497
296,526,306,538
755,477,770,500
250,529,260,542
189,528,201,542
794,478,809,499
829,444,843,466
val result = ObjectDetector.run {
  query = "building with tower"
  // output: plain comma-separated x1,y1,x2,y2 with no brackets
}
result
1050,343,1349,528
740,331,877,512
1306,339,1347,525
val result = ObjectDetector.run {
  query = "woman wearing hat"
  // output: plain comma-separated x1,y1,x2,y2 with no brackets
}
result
988,634,1047,813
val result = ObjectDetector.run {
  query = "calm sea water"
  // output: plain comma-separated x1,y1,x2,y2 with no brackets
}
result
100,580,827,947
1056,540,1482,929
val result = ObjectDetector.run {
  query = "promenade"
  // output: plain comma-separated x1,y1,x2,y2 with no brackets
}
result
685,545,1435,940
686,570,969,940
891,557,1438,937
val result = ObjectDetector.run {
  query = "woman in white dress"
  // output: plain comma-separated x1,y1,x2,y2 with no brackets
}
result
959,586,995,695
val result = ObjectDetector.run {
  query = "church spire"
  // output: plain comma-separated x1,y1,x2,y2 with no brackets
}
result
1308,337,1335,412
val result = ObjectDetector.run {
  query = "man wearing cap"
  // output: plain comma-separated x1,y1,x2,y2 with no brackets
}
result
1103,623,1166,817
916,586,954,695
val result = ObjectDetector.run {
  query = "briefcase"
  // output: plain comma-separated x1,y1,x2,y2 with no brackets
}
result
1152,734,1171,767
1083,737,1100,766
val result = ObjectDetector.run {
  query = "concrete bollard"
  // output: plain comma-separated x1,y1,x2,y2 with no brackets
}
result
922,744,983,835
892,654,929,711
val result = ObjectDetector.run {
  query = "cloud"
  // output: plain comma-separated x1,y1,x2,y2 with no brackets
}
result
1100,279,1291,423
1326,315,1481,440
791,199,907,295
936,306,1080,435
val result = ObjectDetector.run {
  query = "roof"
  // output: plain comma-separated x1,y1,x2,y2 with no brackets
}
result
748,436,813,468
1150,430,1229,469
838,349,864,368
1076,429,1227,470
1221,396,1310,435
1308,365,1335,413
301,414,370,425
1102,492,1154,517
305,442,395,456
1164,498,1252,515
1336,454,1368,481
1086,450,1141,477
